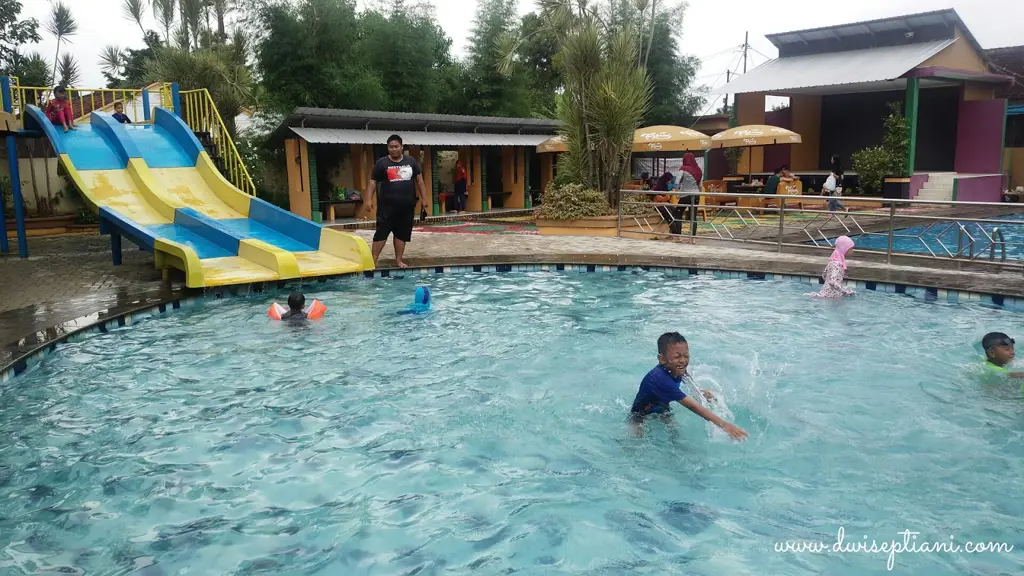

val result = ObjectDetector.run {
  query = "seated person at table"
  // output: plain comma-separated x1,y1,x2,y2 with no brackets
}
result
764,166,784,195
629,332,748,441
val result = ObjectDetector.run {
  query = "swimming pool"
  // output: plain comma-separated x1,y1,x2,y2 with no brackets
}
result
2,271,1023,574
850,211,1024,260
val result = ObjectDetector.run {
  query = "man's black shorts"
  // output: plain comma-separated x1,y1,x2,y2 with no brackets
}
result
373,200,415,243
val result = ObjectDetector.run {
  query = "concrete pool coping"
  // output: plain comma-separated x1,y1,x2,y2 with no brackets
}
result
4,248,1024,381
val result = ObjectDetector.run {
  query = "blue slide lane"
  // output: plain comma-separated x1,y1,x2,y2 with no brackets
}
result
214,218,318,252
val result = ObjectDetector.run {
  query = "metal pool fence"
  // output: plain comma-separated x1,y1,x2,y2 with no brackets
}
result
617,191,1024,272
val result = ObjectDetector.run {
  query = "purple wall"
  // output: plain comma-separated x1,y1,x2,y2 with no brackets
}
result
954,99,1007,174
763,107,792,172
955,175,1003,202
908,173,929,200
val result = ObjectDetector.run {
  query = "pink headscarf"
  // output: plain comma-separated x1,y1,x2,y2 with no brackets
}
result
829,236,855,270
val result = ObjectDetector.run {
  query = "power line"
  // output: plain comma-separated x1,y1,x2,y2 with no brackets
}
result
690,50,745,127
696,45,743,62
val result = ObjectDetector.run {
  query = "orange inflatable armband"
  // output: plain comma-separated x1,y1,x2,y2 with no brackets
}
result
268,302,288,320
306,299,327,319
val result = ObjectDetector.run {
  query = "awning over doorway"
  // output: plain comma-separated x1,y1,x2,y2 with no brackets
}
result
289,127,552,147
714,38,955,95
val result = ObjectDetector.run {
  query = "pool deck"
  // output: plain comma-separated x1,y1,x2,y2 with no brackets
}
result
3,229,1023,370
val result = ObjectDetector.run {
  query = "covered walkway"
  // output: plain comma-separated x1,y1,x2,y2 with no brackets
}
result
270,108,560,222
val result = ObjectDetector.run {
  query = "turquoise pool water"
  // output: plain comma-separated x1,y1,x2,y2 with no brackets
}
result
850,211,1024,260
2,272,1024,575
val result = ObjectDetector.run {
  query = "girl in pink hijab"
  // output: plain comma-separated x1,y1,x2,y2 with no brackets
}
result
811,235,855,298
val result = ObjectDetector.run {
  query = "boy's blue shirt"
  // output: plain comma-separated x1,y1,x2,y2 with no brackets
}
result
631,364,687,415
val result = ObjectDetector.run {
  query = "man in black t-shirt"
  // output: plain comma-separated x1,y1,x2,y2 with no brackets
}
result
365,134,429,268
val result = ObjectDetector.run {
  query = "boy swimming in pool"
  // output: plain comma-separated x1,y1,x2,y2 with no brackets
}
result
981,332,1024,380
630,332,748,441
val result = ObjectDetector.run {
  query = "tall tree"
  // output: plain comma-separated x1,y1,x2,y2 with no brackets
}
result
498,0,654,203
122,0,148,39
0,0,41,76
643,10,703,125
355,2,454,113
45,1,77,87
465,0,531,117
56,52,81,88
516,12,560,117
153,0,177,45
255,0,385,112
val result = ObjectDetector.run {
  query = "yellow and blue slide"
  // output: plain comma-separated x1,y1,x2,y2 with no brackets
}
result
24,106,373,287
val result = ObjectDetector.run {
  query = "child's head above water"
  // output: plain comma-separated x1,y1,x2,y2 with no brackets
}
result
287,292,305,312
657,332,690,379
982,332,1015,367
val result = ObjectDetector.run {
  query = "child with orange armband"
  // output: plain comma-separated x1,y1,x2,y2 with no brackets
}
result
268,292,327,321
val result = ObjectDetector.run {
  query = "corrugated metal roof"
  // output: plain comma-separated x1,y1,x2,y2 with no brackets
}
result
715,38,955,95
290,107,562,129
290,127,554,146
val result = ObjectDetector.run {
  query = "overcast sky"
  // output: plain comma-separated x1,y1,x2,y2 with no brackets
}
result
16,0,1024,113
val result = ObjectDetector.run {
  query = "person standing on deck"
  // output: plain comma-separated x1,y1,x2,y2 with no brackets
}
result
365,134,430,268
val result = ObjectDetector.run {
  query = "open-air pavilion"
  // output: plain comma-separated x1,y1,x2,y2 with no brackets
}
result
717,9,1011,202
270,108,560,223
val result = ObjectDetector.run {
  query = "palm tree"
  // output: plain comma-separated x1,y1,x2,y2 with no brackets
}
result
56,53,81,89
212,0,229,42
153,0,177,46
122,0,148,39
497,0,652,204
179,0,204,52
99,45,128,79
46,1,78,88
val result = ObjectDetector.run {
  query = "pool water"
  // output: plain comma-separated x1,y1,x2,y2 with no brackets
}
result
3,272,1024,575
851,211,1024,260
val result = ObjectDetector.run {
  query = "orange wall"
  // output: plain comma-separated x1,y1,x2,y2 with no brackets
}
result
789,94,822,171
500,147,527,209
736,92,766,174
540,154,554,192
285,138,312,219
1006,148,1024,190
921,29,988,73
460,147,483,212
963,82,995,101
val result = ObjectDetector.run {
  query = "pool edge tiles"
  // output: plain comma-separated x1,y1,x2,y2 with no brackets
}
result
3,266,1024,380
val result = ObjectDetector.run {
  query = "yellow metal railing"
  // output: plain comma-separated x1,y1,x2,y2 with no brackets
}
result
180,88,256,196
9,79,173,124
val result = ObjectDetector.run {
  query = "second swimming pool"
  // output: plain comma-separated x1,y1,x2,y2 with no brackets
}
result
848,211,1024,260
1,271,1023,574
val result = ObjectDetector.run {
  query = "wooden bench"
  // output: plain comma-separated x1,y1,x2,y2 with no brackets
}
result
321,198,361,221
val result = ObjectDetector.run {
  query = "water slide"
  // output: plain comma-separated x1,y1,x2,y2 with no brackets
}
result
23,106,373,287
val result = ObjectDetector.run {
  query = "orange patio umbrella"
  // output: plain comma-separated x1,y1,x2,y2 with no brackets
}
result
632,125,712,153
536,135,568,153
710,125,802,179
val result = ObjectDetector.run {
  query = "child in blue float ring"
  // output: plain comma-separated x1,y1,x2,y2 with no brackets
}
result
629,332,747,441
398,286,431,315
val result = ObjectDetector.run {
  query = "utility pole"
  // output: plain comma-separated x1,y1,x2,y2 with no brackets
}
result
724,70,731,113
743,31,749,73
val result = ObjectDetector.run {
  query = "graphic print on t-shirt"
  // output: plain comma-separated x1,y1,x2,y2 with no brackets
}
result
386,165,414,183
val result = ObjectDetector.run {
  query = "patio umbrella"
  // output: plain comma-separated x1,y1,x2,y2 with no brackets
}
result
632,125,712,153
632,125,713,179
710,124,802,179
536,135,568,153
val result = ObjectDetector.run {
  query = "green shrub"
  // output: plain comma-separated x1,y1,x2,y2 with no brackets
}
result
851,146,891,196
74,206,98,225
535,182,613,220
620,192,657,217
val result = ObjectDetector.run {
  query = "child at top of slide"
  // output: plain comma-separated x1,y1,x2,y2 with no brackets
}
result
629,332,747,441
112,102,132,124
46,86,76,133
810,236,855,298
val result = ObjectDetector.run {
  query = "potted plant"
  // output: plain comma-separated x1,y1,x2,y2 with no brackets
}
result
852,102,910,199
534,181,664,237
